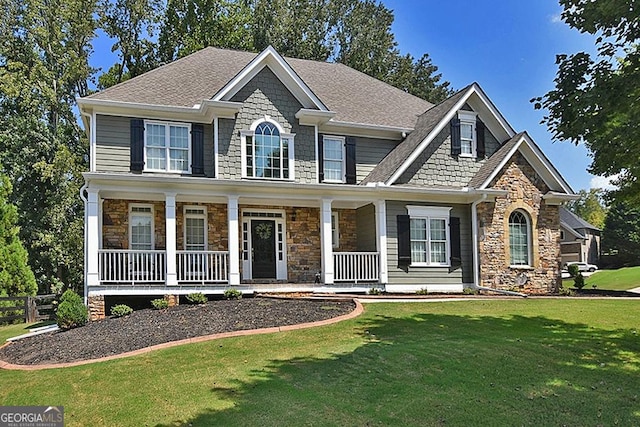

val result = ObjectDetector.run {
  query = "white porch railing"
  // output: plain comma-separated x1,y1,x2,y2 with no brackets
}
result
99,250,166,283
176,251,229,283
333,252,379,283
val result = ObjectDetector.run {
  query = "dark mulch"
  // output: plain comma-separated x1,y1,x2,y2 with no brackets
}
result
0,297,356,366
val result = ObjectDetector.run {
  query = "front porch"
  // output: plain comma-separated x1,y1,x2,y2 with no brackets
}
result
84,184,389,294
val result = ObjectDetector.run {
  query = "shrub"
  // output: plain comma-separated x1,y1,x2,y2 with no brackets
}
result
110,304,133,317
558,287,575,296
574,272,585,290
567,264,579,278
56,289,88,329
415,288,429,295
223,289,242,300
186,292,207,304
463,287,478,295
367,288,384,295
151,298,169,310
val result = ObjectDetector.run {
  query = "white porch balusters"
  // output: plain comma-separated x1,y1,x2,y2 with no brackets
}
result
86,188,100,287
165,193,178,286
320,198,334,284
376,200,389,284
228,196,241,285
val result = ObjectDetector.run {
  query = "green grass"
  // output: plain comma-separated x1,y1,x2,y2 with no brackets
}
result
1,300,639,426
563,266,640,291
0,322,51,343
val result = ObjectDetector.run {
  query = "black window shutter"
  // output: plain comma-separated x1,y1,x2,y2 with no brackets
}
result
450,118,461,156
130,119,144,172
397,214,411,267
476,119,486,159
318,134,324,182
345,136,356,184
191,123,204,175
450,216,461,266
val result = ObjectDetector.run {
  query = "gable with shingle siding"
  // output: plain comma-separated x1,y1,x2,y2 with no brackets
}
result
395,123,501,188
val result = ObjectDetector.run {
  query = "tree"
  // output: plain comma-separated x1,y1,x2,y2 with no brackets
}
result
566,188,607,229
601,201,640,267
0,0,94,293
0,176,37,296
98,0,163,88
533,0,640,202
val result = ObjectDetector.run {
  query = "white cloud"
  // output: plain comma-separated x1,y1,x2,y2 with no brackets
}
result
590,174,618,190
550,13,562,24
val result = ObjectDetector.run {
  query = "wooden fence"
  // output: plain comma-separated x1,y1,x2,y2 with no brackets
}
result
0,294,56,324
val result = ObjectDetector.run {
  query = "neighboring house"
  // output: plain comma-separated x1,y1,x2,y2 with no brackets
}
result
78,46,576,319
559,207,600,266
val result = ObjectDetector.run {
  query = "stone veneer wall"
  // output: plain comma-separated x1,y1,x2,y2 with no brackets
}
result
175,202,228,250
477,152,561,294
102,199,166,249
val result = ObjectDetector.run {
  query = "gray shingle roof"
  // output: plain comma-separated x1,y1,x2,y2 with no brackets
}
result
467,132,525,188
86,47,433,129
560,206,600,231
361,85,472,185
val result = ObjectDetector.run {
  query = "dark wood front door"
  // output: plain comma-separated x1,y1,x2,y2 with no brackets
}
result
251,219,276,279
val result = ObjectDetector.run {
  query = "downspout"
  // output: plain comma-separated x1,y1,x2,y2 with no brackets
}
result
472,192,527,298
79,184,88,306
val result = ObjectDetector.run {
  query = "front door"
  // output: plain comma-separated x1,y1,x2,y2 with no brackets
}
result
251,219,276,279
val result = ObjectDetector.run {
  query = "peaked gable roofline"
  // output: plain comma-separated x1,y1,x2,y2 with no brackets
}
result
212,45,329,111
385,82,516,185
474,131,574,194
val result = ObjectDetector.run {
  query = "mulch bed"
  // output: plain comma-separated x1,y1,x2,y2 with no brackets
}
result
0,297,356,366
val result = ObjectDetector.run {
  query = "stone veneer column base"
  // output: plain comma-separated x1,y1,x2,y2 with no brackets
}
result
164,294,179,307
88,295,105,321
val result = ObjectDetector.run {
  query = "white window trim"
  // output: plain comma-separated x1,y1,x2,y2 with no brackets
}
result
240,208,288,280
129,204,154,250
508,210,532,268
407,206,452,267
240,116,295,181
143,120,192,174
323,135,346,183
332,211,339,248
458,111,477,158
183,205,208,251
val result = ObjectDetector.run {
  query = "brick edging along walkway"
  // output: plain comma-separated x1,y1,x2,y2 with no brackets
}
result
0,299,364,371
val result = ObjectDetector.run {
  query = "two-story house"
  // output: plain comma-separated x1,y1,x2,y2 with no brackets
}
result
78,46,576,319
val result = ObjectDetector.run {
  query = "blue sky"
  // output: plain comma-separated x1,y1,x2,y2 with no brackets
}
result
383,0,604,192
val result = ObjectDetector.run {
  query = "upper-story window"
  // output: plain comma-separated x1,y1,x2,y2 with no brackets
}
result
242,118,295,180
144,121,191,173
458,111,476,157
323,136,345,182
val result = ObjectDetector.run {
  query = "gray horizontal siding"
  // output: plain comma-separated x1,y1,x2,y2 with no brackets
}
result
386,200,473,285
95,115,130,172
356,137,397,183
356,204,376,251
95,114,215,176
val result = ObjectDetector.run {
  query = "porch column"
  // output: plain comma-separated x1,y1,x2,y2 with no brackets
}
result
320,198,334,284
165,192,177,286
86,188,100,287
375,200,389,284
228,196,240,285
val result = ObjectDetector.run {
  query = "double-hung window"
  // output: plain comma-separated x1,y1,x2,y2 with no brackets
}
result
130,205,154,250
184,207,207,251
242,119,295,180
145,121,191,173
509,210,531,266
323,136,345,182
458,111,476,157
407,206,451,266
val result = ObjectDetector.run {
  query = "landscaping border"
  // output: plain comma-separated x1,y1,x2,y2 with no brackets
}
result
0,299,363,371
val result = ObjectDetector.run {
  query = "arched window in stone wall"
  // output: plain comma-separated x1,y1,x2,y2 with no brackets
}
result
509,210,531,266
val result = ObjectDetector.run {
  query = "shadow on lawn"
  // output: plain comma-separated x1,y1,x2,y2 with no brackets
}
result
157,312,640,426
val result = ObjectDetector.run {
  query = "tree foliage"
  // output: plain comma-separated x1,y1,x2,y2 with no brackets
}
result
0,0,92,293
601,200,640,266
533,0,640,202
566,188,607,229
0,176,37,296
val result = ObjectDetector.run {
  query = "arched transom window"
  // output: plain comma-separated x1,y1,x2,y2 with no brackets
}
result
242,119,294,180
509,210,531,266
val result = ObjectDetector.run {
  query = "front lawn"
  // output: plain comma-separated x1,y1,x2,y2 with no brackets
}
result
563,266,640,291
1,299,639,426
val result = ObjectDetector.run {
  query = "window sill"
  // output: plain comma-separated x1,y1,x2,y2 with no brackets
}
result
322,179,346,184
242,176,295,182
143,169,191,175
410,263,450,268
458,153,475,159
509,265,534,270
